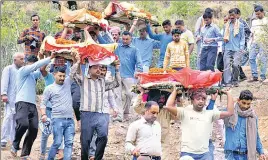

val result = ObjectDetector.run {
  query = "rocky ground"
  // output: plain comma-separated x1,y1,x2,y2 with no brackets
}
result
1,66,268,160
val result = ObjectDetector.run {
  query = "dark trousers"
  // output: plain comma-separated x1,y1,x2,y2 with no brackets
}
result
200,46,218,71
217,52,224,72
239,66,247,79
13,101,38,157
73,102,81,121
80,112,109,160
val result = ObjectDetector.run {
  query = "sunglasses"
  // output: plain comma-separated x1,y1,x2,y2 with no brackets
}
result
32,19,39,21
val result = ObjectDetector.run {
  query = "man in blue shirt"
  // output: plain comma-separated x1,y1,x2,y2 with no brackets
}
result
11,53,55,159
114,31,143,121
146,19,173,68
224,90,265,160
129,19,160,71
200,12,222,72
234,8,252,82
1,53,25,148
223,9,245,87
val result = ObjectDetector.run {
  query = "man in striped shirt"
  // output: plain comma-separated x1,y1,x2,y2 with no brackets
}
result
70,55,120,160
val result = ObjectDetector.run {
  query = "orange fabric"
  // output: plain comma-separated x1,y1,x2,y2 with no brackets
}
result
44,41,115,63
137,67,222,88
60,5,107,27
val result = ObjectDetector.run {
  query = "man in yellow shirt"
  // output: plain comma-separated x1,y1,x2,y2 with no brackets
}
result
175,20,195,54
163,29,190,71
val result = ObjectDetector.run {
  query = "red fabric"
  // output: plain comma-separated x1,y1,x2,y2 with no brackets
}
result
137,67,222,88
44,42,115,63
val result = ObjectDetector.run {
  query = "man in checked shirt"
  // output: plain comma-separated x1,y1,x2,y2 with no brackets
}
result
17,14,46,56
70,54,120,160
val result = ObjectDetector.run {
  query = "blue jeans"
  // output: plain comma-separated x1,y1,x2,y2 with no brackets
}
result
40,108,64,155
47,118,75,160
180,152,210,160
224,150,247,160
80,112,109,160
157,55,165,68
223,50,242,84
249,43,268,80
89,132,97,158
208,139,215,160
241,51,249,66
200,46,218,71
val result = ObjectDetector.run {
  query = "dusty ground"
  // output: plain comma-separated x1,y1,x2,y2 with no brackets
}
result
1,66,268,160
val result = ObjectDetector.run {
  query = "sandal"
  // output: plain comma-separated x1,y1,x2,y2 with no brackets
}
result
10,145,17,157
20,156,32,160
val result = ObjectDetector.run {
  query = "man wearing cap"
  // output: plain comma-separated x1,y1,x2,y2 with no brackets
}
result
130,19,160,72
1,53,25,149
109,26,122,43
11,53,56,159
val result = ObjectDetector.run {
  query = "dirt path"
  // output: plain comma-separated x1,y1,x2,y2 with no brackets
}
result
1,66,268,160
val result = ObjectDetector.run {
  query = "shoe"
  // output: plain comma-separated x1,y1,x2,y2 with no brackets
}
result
248,77,258,82
20,156,32,160
223,84,232,88
10,145,17,157
112,117,123,122
1,142,7,149
239,77,247,82
56,150,64,160
259,79,266,83
233,83,239,87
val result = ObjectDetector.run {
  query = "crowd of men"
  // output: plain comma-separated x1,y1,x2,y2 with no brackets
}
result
1,3,268,160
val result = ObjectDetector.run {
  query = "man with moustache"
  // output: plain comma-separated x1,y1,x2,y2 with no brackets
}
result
1,53,25,148
126,101,162,160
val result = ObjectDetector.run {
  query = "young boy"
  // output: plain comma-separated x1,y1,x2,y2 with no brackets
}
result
224,90,266,160
163,29,189,71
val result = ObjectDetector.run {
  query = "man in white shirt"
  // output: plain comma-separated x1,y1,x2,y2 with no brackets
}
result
125,101,161,160
165,87,234,160
248,6,268,83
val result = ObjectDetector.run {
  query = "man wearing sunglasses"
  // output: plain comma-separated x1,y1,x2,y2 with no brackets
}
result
17,14,46,56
